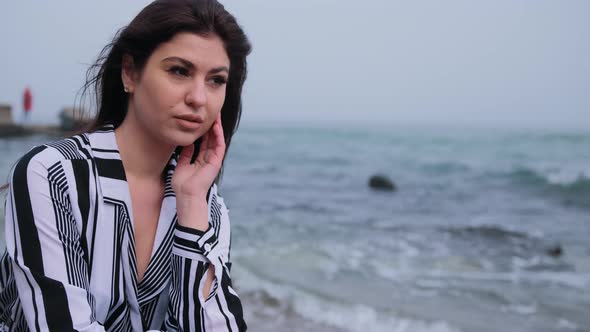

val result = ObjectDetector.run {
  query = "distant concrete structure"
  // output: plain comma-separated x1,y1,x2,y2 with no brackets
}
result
0,104,27,137
0,104,14,125
60,107,90,131
0,104,90,137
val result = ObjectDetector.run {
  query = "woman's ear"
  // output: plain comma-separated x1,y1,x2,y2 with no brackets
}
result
121,54,137,93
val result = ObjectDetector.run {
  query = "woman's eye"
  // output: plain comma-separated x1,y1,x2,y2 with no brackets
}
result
169,66,189,77
210,76,228,86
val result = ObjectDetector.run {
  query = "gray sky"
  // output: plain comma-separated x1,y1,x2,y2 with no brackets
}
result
0,0,588,129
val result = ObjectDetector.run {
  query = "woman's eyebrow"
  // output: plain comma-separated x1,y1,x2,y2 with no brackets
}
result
162,56,195,70
210,66,229,74
162,56,228,74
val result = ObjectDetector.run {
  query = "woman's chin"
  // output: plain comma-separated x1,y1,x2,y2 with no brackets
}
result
165,130,202,148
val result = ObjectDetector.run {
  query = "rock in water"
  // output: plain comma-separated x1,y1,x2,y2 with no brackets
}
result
546,244,563,258
369,175,396,192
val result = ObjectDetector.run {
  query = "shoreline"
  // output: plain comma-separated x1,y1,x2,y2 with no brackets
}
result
0,124,74,137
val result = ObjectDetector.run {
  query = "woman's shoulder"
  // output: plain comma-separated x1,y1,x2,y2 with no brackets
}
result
19,124,118,167
11,133,95,179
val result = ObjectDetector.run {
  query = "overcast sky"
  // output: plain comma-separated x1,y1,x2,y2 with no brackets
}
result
0,0,588,129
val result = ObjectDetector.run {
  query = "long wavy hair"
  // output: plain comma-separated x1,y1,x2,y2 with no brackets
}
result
80,0,251,181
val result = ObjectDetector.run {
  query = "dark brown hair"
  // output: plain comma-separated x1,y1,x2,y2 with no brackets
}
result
80,0,251,181
0,0,251,193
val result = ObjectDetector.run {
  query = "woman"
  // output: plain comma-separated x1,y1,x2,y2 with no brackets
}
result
0,0,251,331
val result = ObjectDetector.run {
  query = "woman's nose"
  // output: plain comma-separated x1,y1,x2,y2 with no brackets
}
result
185,80,207,108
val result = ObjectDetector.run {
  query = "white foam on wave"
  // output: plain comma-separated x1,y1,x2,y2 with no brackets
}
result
556,318,579,330
234,263,462,332
527,163,590,186
545,167,589,186
372,261,590,290
501,303,537,315
293,299,462,332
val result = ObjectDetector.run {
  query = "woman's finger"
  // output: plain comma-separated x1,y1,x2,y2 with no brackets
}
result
197,117,216,164
195,113,224,166
214,112,226,150
177,143,195,167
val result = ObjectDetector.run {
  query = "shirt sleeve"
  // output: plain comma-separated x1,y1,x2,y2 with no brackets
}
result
165,185,247,332
4,149,106,331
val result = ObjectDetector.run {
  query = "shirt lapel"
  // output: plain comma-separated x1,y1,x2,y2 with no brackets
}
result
86,126,143,331
137,157,177,305
87,126,179,307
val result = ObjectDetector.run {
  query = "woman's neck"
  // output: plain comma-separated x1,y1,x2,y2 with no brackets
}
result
114,113,174,182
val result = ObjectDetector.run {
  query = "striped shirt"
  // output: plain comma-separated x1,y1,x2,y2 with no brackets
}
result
0,126,246,331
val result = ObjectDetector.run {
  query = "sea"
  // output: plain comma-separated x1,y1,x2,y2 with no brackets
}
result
1,124,589,332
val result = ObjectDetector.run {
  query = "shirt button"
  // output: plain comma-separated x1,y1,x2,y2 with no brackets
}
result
204,243,212,252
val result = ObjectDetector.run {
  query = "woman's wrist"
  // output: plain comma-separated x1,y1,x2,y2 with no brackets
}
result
176,199,209,231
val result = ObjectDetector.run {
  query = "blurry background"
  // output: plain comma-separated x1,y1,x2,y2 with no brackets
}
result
1,1,589,331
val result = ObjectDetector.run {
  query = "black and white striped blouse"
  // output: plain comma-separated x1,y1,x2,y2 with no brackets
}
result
0,126,246,331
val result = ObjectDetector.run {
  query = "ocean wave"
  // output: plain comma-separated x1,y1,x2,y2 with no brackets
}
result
439,225,575,270
442,225,530,241
372,262,590,290
500,303,537,315
436,224,545,257
360,224,573,275
510,166,590,187
235,267,463,332
536,132,590,145
419,161,472,175
507,167,590,208
369,223,532,242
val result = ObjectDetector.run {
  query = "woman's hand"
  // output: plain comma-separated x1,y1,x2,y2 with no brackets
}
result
172,111,226,230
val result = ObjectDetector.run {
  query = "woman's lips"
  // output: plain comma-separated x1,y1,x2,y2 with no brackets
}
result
175,114,203,130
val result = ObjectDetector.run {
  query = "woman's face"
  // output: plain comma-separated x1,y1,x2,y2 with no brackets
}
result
123,32,230,148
